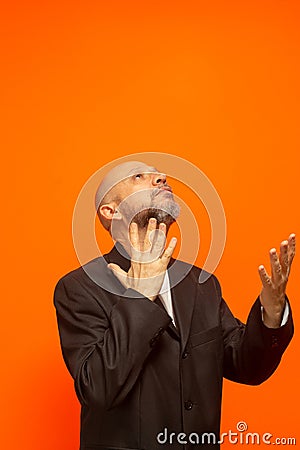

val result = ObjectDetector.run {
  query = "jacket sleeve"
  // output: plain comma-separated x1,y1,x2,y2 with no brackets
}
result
53,274,172,410
213,277,294,385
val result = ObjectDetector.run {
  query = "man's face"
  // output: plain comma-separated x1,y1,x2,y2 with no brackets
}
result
108,162,180,230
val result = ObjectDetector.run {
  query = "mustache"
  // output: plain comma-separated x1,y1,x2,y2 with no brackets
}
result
151,185,173,200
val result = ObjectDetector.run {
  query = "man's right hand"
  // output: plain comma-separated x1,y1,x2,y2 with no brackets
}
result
108,218,177,301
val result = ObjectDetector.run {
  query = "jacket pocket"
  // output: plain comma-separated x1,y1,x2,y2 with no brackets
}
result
189,326,220,348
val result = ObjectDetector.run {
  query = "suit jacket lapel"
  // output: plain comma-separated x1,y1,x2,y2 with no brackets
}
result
168,259,196,353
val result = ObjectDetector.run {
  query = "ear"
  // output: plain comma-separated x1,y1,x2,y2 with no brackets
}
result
99,203,122,221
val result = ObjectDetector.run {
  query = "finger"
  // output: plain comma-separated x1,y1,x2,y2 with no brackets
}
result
161,237,177,263
151,223,166,256
269,248,282,283
158,222,167,233
107,263,128,287
129,222,139,250
107,263,127,277
288,233,296,267
279,240,289,276
258,264,272,288
144,218,157,248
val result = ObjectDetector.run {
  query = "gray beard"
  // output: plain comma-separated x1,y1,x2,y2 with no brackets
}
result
131,203,180,231
118,188,180,231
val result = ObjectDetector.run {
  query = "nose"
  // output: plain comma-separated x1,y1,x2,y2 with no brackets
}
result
152,172,167,186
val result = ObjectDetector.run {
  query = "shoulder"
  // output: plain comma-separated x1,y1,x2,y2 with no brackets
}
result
55,256,108,290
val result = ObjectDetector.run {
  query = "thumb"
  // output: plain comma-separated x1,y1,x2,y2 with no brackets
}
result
107,263,128,288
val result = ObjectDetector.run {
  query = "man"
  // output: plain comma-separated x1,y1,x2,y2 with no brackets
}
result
54,160,295,450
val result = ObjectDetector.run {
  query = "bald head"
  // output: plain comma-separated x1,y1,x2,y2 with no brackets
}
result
95,161,159,212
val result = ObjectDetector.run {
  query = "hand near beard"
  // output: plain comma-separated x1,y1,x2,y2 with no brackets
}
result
108,218,177,301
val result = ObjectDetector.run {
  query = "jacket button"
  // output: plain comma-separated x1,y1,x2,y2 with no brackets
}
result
271,335,279,348
182,351,189,359
184,401,193,410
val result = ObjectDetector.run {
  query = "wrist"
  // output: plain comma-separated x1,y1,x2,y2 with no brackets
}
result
261,305,285,328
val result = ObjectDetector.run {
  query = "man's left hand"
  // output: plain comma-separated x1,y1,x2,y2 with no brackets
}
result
259,233,296,328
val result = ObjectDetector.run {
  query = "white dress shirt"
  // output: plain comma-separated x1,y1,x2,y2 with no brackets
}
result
158,272,176,326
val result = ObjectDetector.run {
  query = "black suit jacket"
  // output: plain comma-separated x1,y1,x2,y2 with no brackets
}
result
54,245,293,450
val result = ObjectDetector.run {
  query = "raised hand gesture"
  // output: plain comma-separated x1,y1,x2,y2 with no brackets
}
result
259,233,296,328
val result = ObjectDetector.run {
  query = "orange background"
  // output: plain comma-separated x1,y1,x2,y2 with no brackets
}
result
1,0,299,448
